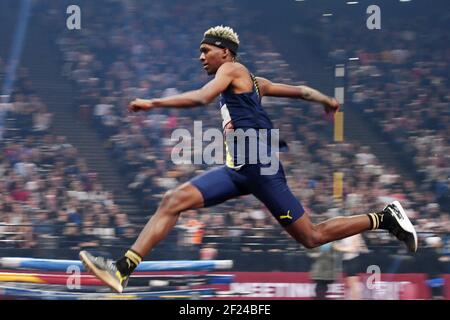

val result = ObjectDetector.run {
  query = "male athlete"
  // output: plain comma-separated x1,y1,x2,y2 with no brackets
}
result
80,26,417,293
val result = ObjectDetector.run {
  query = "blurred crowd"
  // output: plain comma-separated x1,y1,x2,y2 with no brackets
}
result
0,63,135,258
0,0,448,264
312,6,450,246
314,6,450,209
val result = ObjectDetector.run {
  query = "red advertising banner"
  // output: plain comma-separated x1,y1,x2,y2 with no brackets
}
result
444,274,450,300
214,272,436,300
218,272,341,300
229,272,318,300
357,273,431,300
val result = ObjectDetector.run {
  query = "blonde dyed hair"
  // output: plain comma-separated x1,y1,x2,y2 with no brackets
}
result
204,25,240,45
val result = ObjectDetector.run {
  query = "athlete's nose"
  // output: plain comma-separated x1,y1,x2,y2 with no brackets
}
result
199,52,205,62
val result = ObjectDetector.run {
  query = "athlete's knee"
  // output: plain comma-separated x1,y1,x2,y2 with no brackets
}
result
301,228,325,249
302,238,319,249
160,189,183,214
160,186,195,214
160,189,174,207
286,217,325,249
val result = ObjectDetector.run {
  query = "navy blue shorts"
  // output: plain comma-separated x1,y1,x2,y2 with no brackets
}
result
190,163,304,227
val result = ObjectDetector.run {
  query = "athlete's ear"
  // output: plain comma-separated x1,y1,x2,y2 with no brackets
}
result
222,48,229,59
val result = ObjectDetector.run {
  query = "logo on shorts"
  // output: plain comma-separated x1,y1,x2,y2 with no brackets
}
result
280,210,292,220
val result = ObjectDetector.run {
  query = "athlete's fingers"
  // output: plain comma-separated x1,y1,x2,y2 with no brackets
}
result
128,102,138,113
331,98,340,112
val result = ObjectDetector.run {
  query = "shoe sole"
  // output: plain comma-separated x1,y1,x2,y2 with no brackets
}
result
390,201,418,253
79,251,123,293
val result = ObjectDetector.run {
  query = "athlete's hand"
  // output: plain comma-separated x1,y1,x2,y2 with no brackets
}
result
323,97,340,114
128,98,153,113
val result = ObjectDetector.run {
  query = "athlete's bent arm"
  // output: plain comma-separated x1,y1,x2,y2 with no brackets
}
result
128,62,236,112
256,77,340,114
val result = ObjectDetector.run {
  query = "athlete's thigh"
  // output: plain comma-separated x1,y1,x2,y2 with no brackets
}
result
189,166,249,207
244,164,305,227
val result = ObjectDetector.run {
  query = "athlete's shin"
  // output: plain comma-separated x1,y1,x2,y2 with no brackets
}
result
128,183,205,260
286,213,371,249
314,215,372,245
131,209,181,259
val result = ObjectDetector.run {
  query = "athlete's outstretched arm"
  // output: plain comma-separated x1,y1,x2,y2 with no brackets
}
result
256,77,340,114
128,62,236,112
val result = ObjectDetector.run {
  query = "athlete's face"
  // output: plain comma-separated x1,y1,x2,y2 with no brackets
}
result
199,44,230,75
